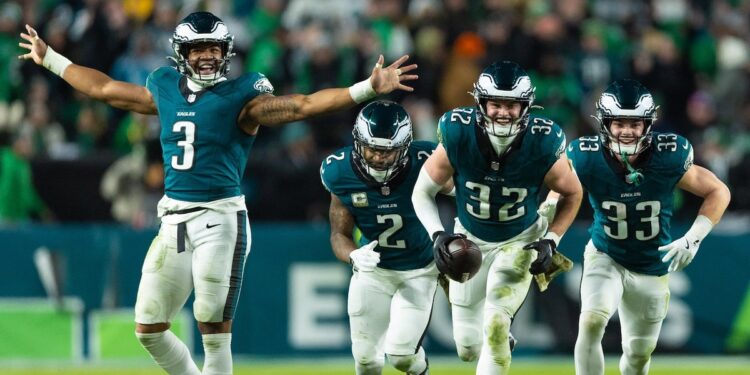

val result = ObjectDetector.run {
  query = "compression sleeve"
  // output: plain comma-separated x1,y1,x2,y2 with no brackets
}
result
412,168,445,238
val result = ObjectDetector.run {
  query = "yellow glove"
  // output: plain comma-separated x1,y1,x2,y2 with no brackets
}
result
533,250,573,292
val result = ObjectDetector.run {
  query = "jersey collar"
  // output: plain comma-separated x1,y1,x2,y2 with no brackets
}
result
601,144,654,179
350,150,412,196
474,124,525,171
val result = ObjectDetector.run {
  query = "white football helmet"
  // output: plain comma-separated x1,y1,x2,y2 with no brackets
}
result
169,12,235,86
594,79,658,156
472,60,536,138
352,101,413,183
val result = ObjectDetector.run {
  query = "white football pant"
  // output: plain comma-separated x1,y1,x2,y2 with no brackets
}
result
348,263,438,374
575,241,670,375
135,209,251,324
450,217,546,374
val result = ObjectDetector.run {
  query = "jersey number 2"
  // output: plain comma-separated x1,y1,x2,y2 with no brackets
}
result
465,182,527,221
377,214,406,249
172,121,195,170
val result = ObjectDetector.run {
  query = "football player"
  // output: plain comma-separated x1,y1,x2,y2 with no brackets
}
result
411,61,583,374
321,101,453,375
545,79,730,375
19,12,416,375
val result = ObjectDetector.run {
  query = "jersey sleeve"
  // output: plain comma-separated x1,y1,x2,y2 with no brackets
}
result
239,72,275,103
566,138,580,170
437,109,472,166
651,133,693,181
564,137,598,188
536,119,567,172
436,111,452,151
673,134,694,178
411,141,438,168
319,148,349,195
319,158,335,193
145,67,172,104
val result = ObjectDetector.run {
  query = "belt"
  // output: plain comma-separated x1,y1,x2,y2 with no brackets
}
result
164,207,208,253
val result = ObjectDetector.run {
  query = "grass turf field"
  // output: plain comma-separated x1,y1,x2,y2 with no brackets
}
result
3,356,749,375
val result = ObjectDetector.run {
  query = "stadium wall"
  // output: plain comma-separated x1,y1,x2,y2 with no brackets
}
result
0,223,747,360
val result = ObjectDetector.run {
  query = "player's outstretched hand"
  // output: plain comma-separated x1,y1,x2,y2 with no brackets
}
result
18,24,48,65
369,54,418,95
349,240,381,272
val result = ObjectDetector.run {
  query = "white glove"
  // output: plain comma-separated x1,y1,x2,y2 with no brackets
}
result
349,240,380,272
660,215,713,273
659,234,700,272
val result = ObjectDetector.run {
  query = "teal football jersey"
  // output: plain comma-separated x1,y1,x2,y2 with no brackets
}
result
320,141,437,271
146,67,272,202
568,132,694,276
438,107,566,242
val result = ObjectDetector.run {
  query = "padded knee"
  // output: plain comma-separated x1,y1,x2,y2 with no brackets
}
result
456,343,481,362
352,343,380,368
453,309,482,362
622,336,656,367
387,353,416,372
193,300,221,323
579,311,608,338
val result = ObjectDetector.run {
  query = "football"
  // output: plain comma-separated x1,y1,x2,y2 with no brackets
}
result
444,238,482,283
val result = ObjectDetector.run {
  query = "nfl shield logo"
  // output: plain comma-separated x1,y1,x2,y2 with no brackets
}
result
352,192,368,207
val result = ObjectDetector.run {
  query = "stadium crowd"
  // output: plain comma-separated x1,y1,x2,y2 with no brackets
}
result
0,0,748,226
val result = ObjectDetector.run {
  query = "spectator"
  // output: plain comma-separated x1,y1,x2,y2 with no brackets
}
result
0,130,51,224
100,139,163,228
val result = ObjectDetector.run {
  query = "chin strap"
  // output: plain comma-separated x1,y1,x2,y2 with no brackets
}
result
620,151,644,186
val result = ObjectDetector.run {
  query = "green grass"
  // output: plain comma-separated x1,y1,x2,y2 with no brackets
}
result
2,356,749,374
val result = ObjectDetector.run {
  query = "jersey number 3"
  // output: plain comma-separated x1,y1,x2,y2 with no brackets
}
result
602,201,661,240
172,121,196,170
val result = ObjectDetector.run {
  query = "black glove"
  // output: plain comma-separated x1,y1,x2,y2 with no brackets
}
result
432,230,467,274
523,239,556,275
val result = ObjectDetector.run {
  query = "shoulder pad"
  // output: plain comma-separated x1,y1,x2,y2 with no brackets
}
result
410,141,437,166
319,147,350,192
250,72,274,94
651,132,693,172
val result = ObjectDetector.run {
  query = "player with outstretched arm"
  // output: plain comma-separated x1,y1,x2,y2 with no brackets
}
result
19,12,416,375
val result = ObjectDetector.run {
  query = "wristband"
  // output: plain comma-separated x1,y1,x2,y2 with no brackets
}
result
348,78,376,104
543,231,561,246
42,46,72,78
686,215,713,242
544,197,559,206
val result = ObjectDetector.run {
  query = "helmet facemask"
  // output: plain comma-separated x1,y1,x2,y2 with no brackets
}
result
472,62,536,141
169,12,235,87
594,80,658,158
352,101,413,184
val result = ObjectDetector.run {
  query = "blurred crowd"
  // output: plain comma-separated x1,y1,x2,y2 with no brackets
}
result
1,0,749,227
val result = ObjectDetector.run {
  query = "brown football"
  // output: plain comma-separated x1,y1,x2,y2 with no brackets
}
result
445,238,482,283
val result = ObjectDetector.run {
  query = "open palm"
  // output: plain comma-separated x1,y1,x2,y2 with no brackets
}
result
369,54,418,95
18,24,48,65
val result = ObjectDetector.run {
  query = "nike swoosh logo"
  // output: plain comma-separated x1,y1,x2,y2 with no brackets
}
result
206,223,221,229
684,238,690,249
556,130,563,137
682,141,689,150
